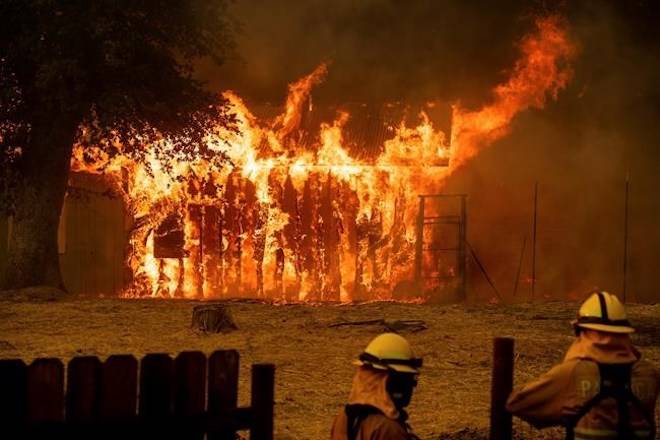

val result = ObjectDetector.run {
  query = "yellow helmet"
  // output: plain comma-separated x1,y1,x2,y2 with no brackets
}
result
353,333,422,374
573,291,634,334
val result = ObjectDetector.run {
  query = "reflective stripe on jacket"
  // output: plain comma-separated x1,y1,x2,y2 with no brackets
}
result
573,426,651,440
506,331,659,438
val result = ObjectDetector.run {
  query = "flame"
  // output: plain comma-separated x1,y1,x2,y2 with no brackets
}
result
449,16,576,171
272,62,329,141
70,16,575,301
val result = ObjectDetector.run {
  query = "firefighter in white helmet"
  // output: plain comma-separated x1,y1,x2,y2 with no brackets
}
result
331,333,422,440
507,291,659,439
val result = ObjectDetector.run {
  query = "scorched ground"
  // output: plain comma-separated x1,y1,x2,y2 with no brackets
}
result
1,296,658,439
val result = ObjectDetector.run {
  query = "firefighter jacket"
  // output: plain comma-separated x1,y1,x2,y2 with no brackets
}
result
331,366,420,440
506,331,659,439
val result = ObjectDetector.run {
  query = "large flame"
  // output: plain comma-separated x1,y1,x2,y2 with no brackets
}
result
71,16,576,301
449,15,575,171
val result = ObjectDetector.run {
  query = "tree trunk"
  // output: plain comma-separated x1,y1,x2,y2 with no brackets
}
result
1,112,78,291
191,304,237,333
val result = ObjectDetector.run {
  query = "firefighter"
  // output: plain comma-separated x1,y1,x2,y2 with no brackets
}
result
331,333,422,440
507,291,659,439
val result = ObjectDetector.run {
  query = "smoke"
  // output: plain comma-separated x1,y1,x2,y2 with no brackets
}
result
199,0,660,303
199,0,539,105
443,1,660,303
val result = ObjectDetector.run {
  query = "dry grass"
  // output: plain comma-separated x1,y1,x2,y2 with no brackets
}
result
0,294,658,440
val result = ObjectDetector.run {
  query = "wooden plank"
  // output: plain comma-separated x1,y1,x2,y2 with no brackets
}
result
414,196,425,283
208,350,239,440
67,356,101,423
112,197,126,295
0,215,8,276
139,353,174,417
27,358,65,423
174,351,206,439
99,355,137,420
0,359,27,424
250,363,275,440
139,353,173,438
174,351,206,415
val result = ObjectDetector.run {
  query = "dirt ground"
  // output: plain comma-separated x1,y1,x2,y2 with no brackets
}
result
1,293,659,439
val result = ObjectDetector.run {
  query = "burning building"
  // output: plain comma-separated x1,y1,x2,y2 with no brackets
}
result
0,16,576,302
66,94,459,302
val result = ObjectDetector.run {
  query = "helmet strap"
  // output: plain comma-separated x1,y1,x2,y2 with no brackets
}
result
386,371,417,410
358,352,423,369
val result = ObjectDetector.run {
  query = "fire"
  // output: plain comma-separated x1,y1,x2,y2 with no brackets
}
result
273,62,329,141
70,16,575,301
449,15,575,171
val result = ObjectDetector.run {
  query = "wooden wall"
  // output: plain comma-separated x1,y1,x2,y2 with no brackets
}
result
60,173,126,296
0,173,126,296
0,215,7,282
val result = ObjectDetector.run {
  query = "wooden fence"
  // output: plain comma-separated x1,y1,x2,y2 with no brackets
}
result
0,350,274,439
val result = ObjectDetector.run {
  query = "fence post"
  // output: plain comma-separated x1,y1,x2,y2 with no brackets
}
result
139,353,174,437
208,350,239,440
250,363,275,440
99,355,138,421
174,351,207,440
490,337,514,440
0,360,27,424
66,356,102,423
27,358,65,423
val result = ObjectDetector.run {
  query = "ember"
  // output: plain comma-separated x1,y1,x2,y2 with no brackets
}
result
70,16,575,301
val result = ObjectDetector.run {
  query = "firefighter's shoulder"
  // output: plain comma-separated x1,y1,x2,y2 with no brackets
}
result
362,413,409,440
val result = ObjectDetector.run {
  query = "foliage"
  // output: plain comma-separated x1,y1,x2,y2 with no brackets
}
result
0,0,237,213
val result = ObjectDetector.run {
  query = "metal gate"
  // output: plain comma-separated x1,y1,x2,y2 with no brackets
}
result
413,194,467,302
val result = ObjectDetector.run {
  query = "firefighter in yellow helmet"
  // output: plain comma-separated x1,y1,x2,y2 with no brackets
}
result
331,333,422,440
507,291,659,439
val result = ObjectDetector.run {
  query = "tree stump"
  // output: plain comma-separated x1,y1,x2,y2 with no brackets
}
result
191,304,237,333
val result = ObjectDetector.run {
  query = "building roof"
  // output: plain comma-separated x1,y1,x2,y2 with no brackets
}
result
250,100,452,162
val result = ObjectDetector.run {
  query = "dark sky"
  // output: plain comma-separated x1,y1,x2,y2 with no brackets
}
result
199,1,660,106
198,0,540,105
199,0,660,302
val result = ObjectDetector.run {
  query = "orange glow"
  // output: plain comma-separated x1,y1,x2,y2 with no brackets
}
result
70,16,575,301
